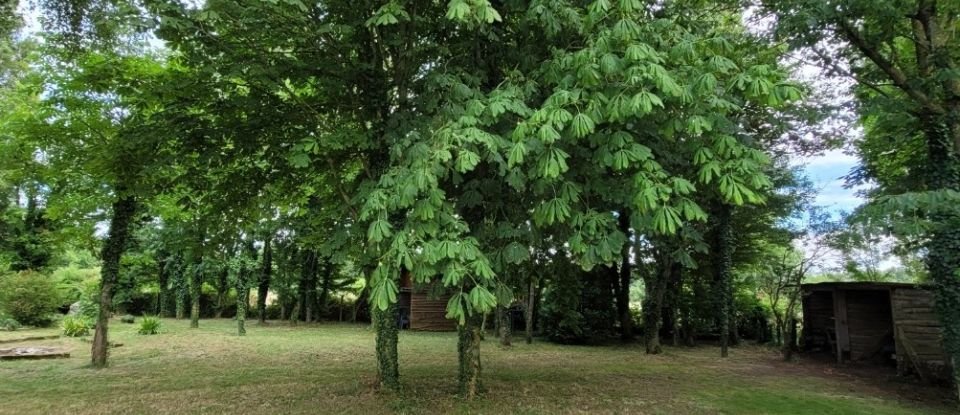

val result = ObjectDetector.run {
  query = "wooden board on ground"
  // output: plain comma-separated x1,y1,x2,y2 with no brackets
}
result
0,346,70,360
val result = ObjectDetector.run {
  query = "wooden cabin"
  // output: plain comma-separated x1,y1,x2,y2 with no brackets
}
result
398,272,456,331
801,282,953,383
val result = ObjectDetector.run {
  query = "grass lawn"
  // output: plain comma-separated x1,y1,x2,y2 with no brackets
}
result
0,318,954,414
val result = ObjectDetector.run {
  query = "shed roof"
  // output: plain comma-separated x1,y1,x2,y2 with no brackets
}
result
801,281,929,291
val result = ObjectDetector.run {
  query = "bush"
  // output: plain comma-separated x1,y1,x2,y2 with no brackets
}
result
76,299,100,321
53,266,100,304
0,315,20,331
138,316,161,335
61,315,91,337
120,314,136,324
0,271,62,327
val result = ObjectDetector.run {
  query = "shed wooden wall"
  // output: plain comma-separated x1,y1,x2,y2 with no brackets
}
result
409,292,456,331
845,290,893,361
891,287,951,381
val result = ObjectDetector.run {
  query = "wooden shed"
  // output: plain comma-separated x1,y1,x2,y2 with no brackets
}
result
801,282,953,383
398,272,456,331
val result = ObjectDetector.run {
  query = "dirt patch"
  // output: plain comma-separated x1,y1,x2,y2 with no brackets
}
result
720,346,956,407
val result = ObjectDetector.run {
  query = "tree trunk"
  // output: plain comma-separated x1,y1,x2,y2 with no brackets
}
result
716,204,733,358
731,313,740,346
616,212,634,341
685,271,705,347
525,274,535,344
479,312,488,341
290,298,300,326
782,317,796,361
91,196,137,368
300,251,317,323
318,261,332,318
236,275,248,336
642,255,671,354
174,254,186,319
190,260,202,329
373,302,400,391
668,266,682,347
257,237,272,324
352,287,368,323
774,318,785,347
157,258,169,317
499,305,512,347
215,267,228,319
923,119,960,400
660,262,682,347
458,314,483,399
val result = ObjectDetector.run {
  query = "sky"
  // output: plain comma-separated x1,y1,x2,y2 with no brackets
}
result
797,150,864,216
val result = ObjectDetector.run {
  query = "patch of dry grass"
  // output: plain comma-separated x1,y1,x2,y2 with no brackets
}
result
0,319,954,414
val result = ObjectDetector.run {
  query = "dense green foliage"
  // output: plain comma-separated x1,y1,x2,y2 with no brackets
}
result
0,270,60,327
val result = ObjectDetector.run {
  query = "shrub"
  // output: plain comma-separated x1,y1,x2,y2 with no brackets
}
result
138,316,161,335
0,271,61,327
53,265,100,304
120,314,136,324
76,299,100,321
61,315,91,337
0,315,20,331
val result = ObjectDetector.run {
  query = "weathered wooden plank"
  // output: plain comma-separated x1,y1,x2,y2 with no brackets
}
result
0,335,60,345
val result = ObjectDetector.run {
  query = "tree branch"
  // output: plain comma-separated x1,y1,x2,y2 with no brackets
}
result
835,18,944,115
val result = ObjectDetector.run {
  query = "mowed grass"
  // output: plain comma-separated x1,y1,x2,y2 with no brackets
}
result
0,319,954,414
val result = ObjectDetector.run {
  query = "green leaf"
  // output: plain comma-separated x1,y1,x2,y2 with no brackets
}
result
571,112,595,138
288,153,310,168
507,141,526,167
538,123,561,143
446,293,466,325
367,219,393,243
456,149,481,172
446,0,471,21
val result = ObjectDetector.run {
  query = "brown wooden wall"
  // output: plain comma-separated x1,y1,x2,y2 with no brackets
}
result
409,292,456,331
891,287,951,381
845,290,893,361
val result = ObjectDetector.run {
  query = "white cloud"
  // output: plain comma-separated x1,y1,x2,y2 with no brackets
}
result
796,149,859,168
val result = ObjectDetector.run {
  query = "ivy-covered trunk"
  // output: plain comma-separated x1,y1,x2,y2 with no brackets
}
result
91,195,137,368
373,302,399,391
924,119,960,397
257,237,272,324
190,259,202,329
642,255,671,354
157,258,169,317
666,266,683,347
616,212,634,341
715,204,733,358
236,272,248,336
215,267,228,319
458,314,483,399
